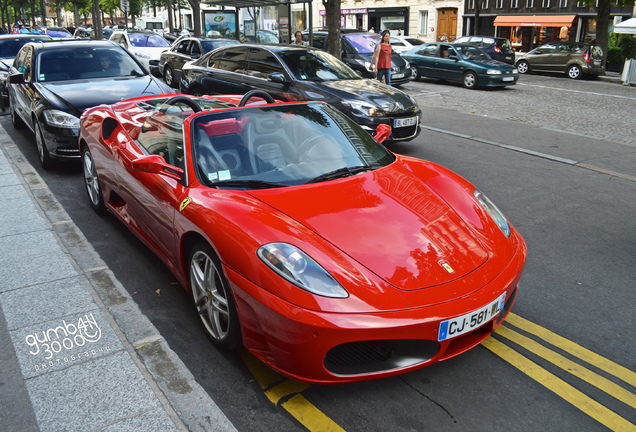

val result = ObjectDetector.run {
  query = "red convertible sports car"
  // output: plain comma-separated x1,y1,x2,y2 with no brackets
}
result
79,91,527,384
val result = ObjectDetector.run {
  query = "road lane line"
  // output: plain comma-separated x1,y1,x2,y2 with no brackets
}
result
239,349,346,432
516,82,636,101
496,325,636,409
506,313,636,387
483,337,636,432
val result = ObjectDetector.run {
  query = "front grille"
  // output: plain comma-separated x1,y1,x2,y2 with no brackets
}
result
55,148,80,155
392,124,418,139
324,339,439,375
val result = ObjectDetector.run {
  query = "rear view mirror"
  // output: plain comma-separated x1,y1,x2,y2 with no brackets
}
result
132,154,183,181
374,124,391,143
9,73,25,84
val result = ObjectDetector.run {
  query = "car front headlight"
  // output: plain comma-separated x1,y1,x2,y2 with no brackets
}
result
342,100,385,117
258,243,349,298
474,190,511,238
135,51,151,60
512,69,519,74
354,58,374,72
43,110,80,129
487,69,502,75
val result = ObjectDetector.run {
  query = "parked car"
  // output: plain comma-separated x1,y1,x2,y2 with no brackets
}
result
180,45,421,143
238,29,279,44
8,40,172,169
79,92,527,384
0,34,51,101
159,37,239,87
109,29,171,77
43,26,73,40
390,35,426,53
403,43,518,89
453,36,516,65
303,29,412,86
515,41,603,79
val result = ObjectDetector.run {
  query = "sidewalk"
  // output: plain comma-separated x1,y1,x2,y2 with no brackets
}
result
0,124,236,431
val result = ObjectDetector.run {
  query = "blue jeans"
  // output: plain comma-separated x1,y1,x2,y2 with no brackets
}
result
377,69,391,85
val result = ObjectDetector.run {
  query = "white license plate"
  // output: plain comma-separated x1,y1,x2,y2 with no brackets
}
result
394,116,417,128
392,73,405,79
502,76,515,82
437,293,506,341
593,60,601,66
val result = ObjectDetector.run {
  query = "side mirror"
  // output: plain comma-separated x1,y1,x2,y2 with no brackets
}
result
191,53,200,59
132,154,183,181
449,54,459,61
268,72,287,83
9,73,25,84
374,124,391,143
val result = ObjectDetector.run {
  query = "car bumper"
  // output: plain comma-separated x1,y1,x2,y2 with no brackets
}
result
41,123,81,160
345,109,422,143
228,230,527,384
479,74,519,87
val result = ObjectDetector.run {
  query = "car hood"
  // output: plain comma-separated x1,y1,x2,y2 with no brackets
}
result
0,57,14,70
468,59,514,69
130,46,168,59
250,164,489,291
310,79,416,114
37,76,166,116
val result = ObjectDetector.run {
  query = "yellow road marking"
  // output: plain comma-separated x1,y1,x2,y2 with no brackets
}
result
506,313,636,387
239,349,346,432
496,325,636,410
483,337,636,432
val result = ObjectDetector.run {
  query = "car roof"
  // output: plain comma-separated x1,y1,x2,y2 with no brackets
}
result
213,44,317,53
0,34,51,40
27,39,119,50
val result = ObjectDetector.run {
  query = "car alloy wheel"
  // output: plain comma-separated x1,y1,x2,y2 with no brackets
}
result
410,64,420,81
189,242,241,349
517,61,529,74
462,71,478,89
82,146,106,214
568,64,582,79
35,120,53,169
163,66,175,88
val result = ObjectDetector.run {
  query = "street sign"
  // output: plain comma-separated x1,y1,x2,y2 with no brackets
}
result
120,0,129,11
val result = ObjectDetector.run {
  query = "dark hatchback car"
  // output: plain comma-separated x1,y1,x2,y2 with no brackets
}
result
515,41,603,79
304,29,412,86
159,37,239,87
180,45,421,143
453,36,515,65
8,40,172,169
0,34,52,100
404,43,518,89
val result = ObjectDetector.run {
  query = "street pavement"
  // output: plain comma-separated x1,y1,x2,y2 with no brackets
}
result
0,70,628,432
0,123,236,431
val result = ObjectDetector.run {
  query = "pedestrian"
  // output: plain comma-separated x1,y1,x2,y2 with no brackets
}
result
440,33,448,42
371,30,392,85
291,31,308,46
32,24,42,34
10,24,19,34
19,24,29,34
397,29,402,36
369,26,375,33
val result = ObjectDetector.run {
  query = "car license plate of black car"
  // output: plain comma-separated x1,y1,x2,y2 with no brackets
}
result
394,117,417,128
437,293,506,341
393,73,405,79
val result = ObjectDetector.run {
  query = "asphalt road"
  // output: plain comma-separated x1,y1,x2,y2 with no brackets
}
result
2,73,635,432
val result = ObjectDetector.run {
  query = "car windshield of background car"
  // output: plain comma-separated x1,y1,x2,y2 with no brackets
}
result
343,33,381,54
405,38,424,46
192,103,394,189
496,39,512,49
201,39,238,53
0,37,48,58
279,50,360,81
456,46,490,60
129,33,170,48
46,29,73,39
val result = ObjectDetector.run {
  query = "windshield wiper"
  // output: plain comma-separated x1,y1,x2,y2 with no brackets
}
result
306,165,381,184
211,179,285,189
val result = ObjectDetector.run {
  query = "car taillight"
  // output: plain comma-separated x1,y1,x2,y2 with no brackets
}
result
494,46,502,54
583,52,590,63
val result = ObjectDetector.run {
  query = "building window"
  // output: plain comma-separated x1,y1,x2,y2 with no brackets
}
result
419,11,429,34
511,0,519,7
468,0,475,8
526,0,534,7
496,0,504,8
542,0,550,6
576,0,584,5
559,0,567,6
482,0,489,8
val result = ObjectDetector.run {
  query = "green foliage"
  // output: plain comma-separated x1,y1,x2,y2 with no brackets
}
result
607,46,622,63
619,35,636,59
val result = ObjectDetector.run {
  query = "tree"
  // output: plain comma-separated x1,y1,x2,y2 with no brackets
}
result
580,0,636,70
322,0,341,59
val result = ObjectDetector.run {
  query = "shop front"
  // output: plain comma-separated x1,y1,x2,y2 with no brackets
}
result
368,7,409,35
318,8,368,30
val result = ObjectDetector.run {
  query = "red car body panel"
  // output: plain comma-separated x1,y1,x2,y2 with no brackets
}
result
79,94,527,384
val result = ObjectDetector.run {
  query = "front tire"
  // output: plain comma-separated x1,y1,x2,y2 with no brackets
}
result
189,242,242,350
410,64,420,81
568,64,582,79
163,65,175,88
462,71,478,89
35,120,53,169
516,60,530,74
82,146,106,214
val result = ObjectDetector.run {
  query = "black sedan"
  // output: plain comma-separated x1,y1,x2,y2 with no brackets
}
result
8,40,172,169
180,45,421,143
0,34,51,102
159,37,239,88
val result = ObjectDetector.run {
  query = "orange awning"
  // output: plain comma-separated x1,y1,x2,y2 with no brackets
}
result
493,15,576,27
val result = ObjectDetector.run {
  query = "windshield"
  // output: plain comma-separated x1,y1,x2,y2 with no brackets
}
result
343,33,381,54
37,46,146,82
279,50,360,81
46,29,73,39
0,37,49,58
454,46,490,61
129,33,170,47
192,103,394,189
201,39,238,52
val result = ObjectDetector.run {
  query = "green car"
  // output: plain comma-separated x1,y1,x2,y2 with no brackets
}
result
403,42,519,89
